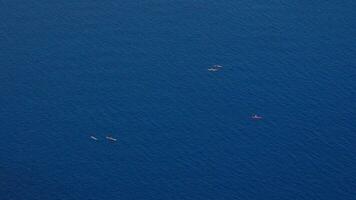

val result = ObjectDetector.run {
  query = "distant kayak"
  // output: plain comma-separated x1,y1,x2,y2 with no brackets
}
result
251,114,263,119
207,68,219,72
90,136,98,141
106,136,117,142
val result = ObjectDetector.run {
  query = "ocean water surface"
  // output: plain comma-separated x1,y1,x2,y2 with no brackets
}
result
1,0,356,199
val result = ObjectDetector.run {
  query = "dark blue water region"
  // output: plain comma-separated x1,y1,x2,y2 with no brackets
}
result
0,1,355,199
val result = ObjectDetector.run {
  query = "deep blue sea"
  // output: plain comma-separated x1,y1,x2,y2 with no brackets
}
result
1,1,356,199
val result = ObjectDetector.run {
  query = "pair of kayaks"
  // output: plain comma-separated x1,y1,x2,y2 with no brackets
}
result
208,64,223,72
90,136,117,141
